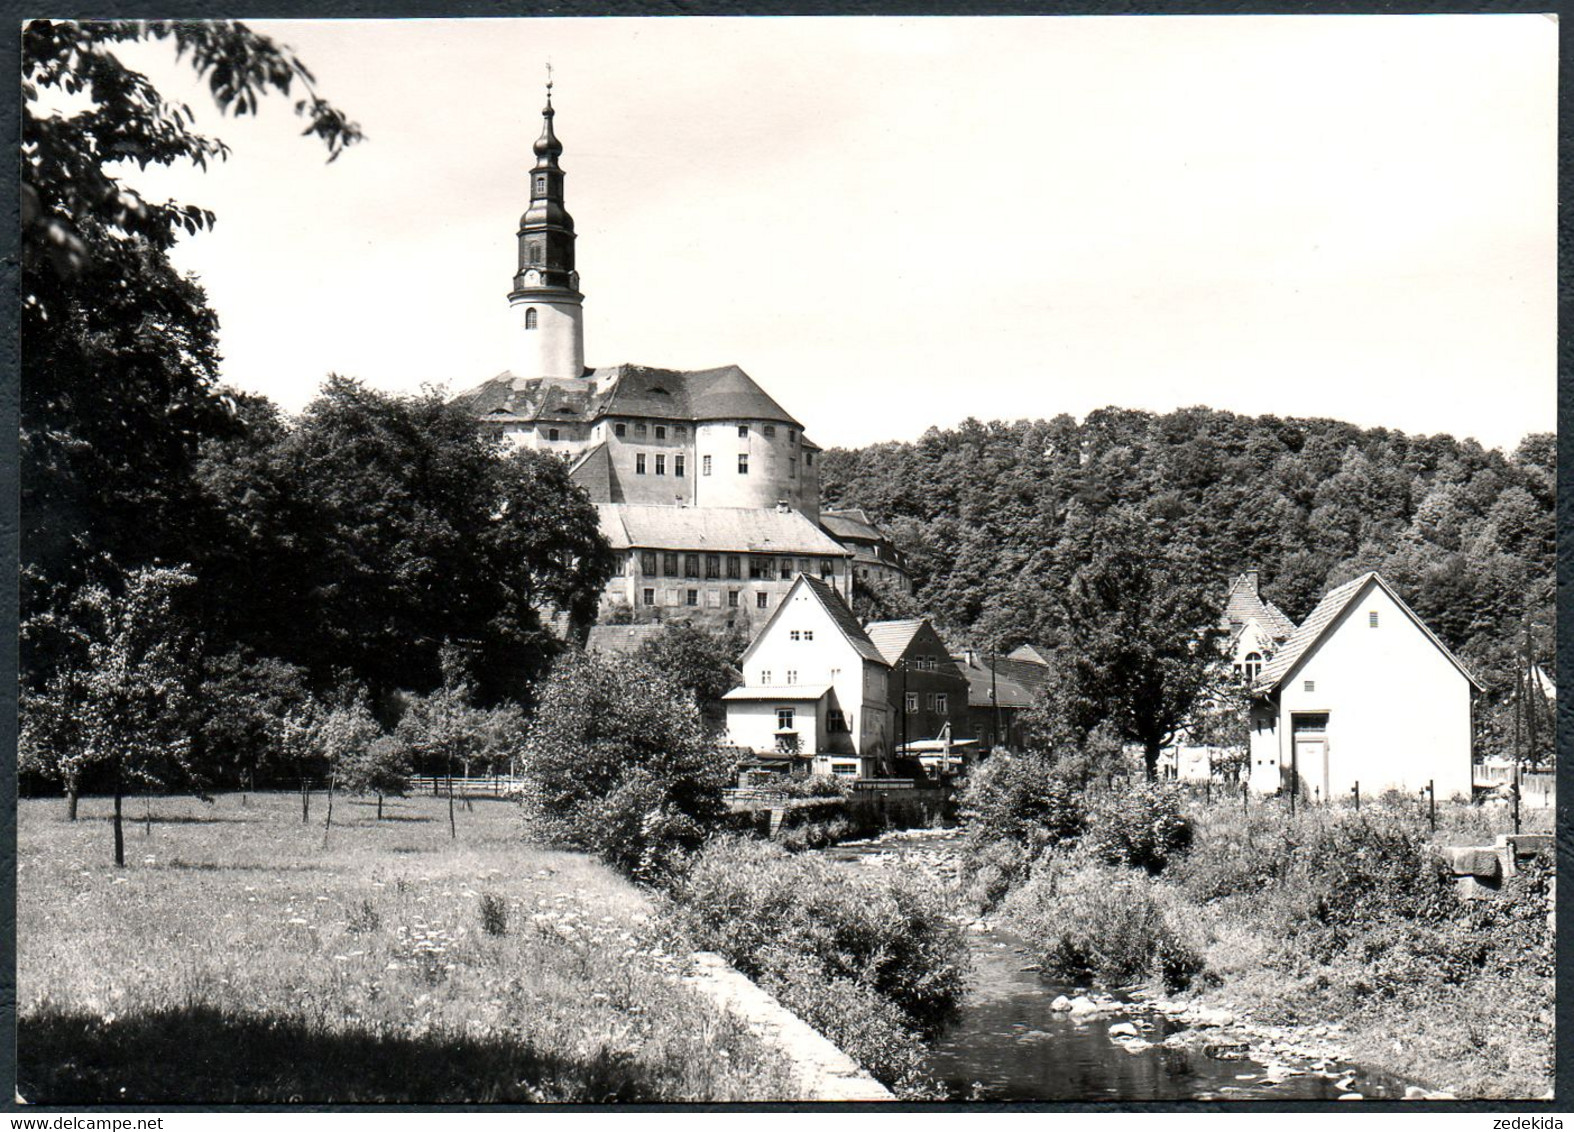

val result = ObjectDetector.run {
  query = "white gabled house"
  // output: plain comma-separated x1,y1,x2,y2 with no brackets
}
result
723,574,893,777
1248,571,1482,801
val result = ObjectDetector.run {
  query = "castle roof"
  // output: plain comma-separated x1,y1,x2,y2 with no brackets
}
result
454,363,805,430
596,504,849,557
821,509,883,543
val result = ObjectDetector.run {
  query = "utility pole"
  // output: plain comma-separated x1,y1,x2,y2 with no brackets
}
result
900,658,909,769
990,647,1002,752
1525,617,1538,770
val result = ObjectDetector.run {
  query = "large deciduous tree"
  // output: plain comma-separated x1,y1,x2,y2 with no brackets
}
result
195,378,614,704
1043,506,1226,780
21,18,361,676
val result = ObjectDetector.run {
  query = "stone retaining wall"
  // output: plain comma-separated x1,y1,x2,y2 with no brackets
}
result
682,951,893,1101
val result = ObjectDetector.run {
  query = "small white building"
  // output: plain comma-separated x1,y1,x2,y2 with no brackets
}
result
723,574,893,777
1248,572,1481,801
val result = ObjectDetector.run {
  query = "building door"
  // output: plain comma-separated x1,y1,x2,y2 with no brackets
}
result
1290,712,1330,802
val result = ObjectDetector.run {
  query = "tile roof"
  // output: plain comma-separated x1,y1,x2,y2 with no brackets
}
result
569,442,615,500
585,624,665,656
864,619,926,666
821,509,883,543
1224,571,1296,642
1007,644,1052,667
798,574,889,666
1255,572,1483,693
453,363,804,429
596,504,851,556
954,653,1037,709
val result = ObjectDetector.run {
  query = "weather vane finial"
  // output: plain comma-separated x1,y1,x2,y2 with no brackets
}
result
546,61,554,103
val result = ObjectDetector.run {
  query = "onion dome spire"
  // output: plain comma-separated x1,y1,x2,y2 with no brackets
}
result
533,65,563,164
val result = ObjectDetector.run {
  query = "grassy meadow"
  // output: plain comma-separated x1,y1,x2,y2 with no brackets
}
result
17,790,799,1104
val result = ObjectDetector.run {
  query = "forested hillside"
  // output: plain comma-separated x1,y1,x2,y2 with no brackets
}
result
821,407,1554,759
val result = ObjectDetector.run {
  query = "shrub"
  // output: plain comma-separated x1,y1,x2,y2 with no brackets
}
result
478,891,508,936
1294,814,1455,928
1086,783,1193,873
519,652,733,884
1004,858,1205,991
676,837,968,1038
960,751,1085,850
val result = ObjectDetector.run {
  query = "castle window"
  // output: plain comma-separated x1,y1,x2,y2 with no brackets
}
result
936,693,948,714
675,455,685,477
655,455,666,475
749,556,770,579
726,555,741,579
547,428,559,441
728,590,739,608
615,423,626,438
655,425,666,440
757,592,769,610
705,555,720,579
529,245,542,265
905,693,918,714
789,459,797,479
662,552,678,576
635,454,646,475
641,551,657,574
525,307,538,329
643,588,655,606
635,422,648,438
738,425,749,438
684,554,700,579
764,425,776,439
738,454,749,475
612,556,625,576
702,455,712,476
788,430,796,445
780,558,793,579
805,452,814,466
686,590,698,607
676,425,688,438
820,559,835,578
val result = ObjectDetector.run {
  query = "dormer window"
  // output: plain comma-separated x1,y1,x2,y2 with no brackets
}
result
655,426,666,440
1242,652,1263,681
524,307,538,329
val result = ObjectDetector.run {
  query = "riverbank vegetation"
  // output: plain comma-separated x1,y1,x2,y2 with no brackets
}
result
16,793,799,1103
959,760,1553,1098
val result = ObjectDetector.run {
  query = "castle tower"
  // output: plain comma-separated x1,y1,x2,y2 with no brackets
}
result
509,76,585,380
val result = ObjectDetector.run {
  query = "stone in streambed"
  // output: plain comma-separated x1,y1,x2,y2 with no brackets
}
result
1108,1022,1140,1038
1050,995,1072,1012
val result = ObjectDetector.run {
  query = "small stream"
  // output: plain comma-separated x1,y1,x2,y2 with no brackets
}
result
823,830,1410,1102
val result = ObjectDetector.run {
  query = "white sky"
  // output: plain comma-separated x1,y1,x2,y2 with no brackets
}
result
112,14,1556,452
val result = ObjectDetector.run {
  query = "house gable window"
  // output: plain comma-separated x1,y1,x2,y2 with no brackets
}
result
1369,611,1379,628
702,455,712,476
760,669,772,684
776,707,795,731
786,670,798,685
935,693,948,714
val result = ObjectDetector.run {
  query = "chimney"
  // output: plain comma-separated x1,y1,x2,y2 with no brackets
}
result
776,500,791,514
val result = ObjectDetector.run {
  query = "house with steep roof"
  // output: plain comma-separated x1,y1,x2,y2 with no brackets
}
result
723,575,893,777
951,647,1046,753
865,618,973,773
1222,570,1296,682
595,503,853,628
1248,572,1481,801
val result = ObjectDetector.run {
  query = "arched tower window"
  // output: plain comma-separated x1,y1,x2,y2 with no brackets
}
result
525,307,538,330
1242,652,1263,682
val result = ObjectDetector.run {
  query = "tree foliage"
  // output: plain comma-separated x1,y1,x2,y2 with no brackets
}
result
21,20,362,638
519,651,733,883
821,413,1554,758
194,378,614,703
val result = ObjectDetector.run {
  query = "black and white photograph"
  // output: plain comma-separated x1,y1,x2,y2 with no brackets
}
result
15,12,1556,1106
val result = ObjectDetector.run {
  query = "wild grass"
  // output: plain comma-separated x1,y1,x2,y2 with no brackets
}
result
17,792,799,1104
988,794,1553,1099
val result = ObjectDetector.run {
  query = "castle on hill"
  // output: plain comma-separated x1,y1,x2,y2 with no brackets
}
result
453,84,906,628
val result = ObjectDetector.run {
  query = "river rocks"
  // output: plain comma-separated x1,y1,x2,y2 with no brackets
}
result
1108,1022,1140,1038
1067,996,1100,1016
1185,1007,1237,1028
1404,1086,1429,1100
1115,1038,1154,1054
1339,1093,1363,1101
1203,1040,1250,1060
1049,995,1072,1012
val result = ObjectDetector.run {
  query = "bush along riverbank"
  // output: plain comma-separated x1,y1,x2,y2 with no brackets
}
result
517,655,970,1099
956,754,1554,1100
